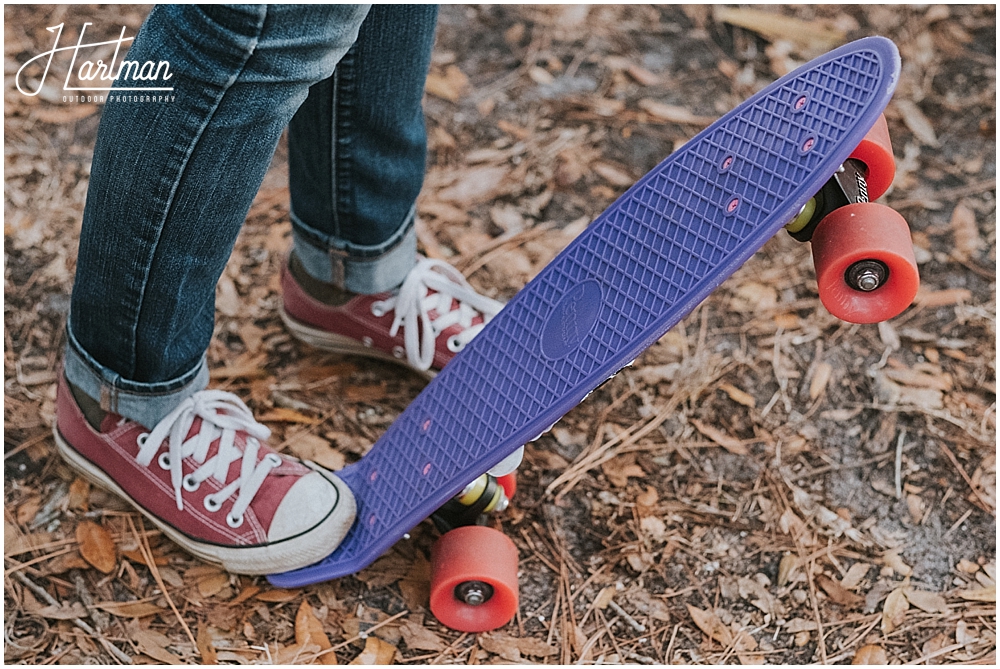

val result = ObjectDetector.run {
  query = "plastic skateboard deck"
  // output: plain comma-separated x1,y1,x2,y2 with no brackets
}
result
269,36,901,588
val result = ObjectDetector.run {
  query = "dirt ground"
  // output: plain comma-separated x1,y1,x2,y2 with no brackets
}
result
4,4,996,665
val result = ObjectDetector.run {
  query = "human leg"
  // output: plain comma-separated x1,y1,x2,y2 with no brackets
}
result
283,5,505,375
60,4,371,574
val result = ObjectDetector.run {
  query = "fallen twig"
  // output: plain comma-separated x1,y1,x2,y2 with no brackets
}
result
11,570,132,664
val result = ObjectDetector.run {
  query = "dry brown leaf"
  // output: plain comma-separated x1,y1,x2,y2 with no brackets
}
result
902,587,947,613
67,477,90,512
777,554,798,587
852,643,889,664
349,636,398,665
950,203,983,258
399,619,445,652
840,562,871,590
883,367,953,391
228,584,262,606
713,6,845,52
480,631,558,659
601,456,646,488
956,585,996,602
216,274,241,317
425,65,469,102
256,407,322,424
881,588,909,634
274,642,321,665
209,357,269,381
478,632,520,661
356,553,412,589
893,99,940,147
287,433,346,471
731,282,778,312
76,520,117,574
691,419,747,455
882,549,913,577
719,383,756,408
957,559,981,574
528,65,555,85
626,63,661,86
94,600,167,618
33,602,88,620
816,574,864,609
121,546,170,566
921,632,950,659
592,162,634,187
638,99,716,126
197,625,218,665
906,493,925,523
915,288,973,308
511,635,560,658
255,588,301,603
437,165,509,205
738,576,780,617
131,626,184,664
594,586,616,610
198,571,231,598
295,601,337,663
4,522,52,557
810,362,833,400
687,605,733,646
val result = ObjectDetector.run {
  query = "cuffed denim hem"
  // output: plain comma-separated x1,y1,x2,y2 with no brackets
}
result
290,207,418,294
64,325,210,429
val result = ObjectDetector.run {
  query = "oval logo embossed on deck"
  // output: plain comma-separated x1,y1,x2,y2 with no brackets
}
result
540,280,603,360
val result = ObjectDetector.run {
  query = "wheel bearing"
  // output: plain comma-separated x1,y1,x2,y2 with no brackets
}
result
454,581,494,606
845,259,889,292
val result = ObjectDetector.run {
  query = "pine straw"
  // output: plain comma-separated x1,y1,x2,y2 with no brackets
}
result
5,3,996,664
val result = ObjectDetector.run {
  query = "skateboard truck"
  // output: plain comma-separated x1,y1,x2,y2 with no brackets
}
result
431,473,509,533
784,158,871,243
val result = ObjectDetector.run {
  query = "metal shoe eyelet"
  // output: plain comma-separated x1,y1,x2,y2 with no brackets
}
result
447,336,464,353
182,475,200,492
226,513,244,528
137,432,149,446
371,303,387,317
203,496,221,512
392,346,405,359
266,453,282,466
158,452,171,469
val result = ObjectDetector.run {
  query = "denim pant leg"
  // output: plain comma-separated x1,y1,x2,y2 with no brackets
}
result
288,4,438,295
66,4,371,428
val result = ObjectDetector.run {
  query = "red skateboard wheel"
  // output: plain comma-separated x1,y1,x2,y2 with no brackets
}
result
848,113,895,200
497,473,517,501
430,526,519,632
811,202,919,324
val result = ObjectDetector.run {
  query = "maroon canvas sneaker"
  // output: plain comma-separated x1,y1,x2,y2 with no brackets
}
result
281,255,504,376
53,374,355,575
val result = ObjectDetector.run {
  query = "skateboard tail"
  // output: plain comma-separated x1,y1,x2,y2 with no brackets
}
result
269,37,901,588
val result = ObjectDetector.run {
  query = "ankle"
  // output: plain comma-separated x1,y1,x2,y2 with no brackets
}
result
288,252,358,306
69,382,108,431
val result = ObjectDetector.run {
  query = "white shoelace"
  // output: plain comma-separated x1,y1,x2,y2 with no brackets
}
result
371,257,504,371
134,391,280,528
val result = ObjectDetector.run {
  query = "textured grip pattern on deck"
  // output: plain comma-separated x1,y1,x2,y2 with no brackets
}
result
270,39,897,586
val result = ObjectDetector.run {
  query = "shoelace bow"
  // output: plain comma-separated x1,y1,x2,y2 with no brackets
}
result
372,257,504,371
134,391,278,526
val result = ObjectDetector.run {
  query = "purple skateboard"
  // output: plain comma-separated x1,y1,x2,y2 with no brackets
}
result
270,37,909,629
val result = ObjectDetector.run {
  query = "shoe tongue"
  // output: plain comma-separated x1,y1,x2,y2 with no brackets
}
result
99,413,127,433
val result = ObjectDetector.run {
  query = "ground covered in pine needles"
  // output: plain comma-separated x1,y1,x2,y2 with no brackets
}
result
5,4,996,665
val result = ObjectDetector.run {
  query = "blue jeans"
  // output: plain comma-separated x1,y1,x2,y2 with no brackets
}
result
65,4,438,428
